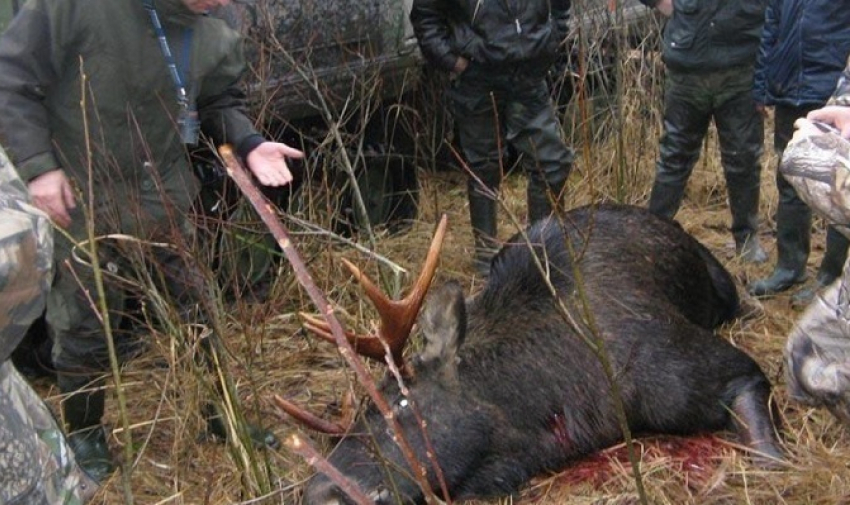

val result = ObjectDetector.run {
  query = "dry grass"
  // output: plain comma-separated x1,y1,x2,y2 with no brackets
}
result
32,51,850,505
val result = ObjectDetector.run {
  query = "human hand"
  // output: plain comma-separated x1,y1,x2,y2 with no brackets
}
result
245,141,303,187
451,56,469,79
655,0,673,17
27,169,76,228
806,105,850,139
755,103,769,118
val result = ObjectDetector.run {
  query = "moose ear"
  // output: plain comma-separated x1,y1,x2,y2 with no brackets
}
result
416,280,467,364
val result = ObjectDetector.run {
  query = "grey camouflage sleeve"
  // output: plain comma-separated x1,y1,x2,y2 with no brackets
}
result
829,56,850,106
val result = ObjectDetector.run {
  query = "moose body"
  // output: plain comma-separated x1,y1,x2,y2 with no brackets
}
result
304,204,781,504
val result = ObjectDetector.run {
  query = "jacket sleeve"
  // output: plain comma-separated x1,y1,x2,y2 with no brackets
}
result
0,0,66,181
552,0,571,44
196,30,263,158
753,0,779,105
829,56,850,106
785,277,850,415
410,0,464,72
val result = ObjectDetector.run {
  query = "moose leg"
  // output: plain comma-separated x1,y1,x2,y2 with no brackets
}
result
729,378,783,464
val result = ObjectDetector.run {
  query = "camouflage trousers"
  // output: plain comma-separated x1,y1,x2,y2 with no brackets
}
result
0,360,97,504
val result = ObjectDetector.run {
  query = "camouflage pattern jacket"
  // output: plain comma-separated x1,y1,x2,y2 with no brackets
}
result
779,69,850,425
0,145,96,503
830,63,850,107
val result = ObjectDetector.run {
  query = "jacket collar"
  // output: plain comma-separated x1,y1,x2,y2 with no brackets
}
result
149,0,199,26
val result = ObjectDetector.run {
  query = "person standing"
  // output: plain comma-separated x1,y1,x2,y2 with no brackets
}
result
640,0,768,263
410,0,574,276
747,0,850,303
781,69,850,426
0,144,98,504
0,0,301,482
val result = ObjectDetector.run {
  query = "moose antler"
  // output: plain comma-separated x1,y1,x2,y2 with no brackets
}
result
272,391,355,435
301,214,448,370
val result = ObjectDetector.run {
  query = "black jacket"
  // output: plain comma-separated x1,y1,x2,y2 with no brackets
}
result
410,0,571,74
753,0,850,108
640,0,766,73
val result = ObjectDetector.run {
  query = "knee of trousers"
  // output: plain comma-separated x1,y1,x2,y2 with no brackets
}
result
46,275,125,373
720,146,762,178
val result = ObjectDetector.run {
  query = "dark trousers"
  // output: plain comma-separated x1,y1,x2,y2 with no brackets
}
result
449,64,574,215
773,103,850,277
650,65,764,243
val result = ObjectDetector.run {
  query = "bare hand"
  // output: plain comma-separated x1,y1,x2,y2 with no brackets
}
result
451,56,469,79
27,169,76,228
655,0,673,17
246,141,303,187
806,105,850,139
755,103,769,118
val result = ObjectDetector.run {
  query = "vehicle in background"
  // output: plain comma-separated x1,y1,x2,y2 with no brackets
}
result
0,0,21,32
214,0,659,236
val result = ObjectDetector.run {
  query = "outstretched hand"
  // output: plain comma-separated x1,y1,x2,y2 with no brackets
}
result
27,169,76,228
246,141,303,187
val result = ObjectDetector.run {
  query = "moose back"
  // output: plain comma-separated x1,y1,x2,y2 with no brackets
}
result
301,203,782,505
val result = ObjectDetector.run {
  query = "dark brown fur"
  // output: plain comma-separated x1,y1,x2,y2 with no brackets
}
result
304,204,782,505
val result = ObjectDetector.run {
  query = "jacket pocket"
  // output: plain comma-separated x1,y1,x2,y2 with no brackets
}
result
674,0,698,14
666,0,700,50
740,0,767,15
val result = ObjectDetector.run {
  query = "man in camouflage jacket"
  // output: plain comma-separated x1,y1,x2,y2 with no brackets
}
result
0,0,297,482
410,0,574,276
0,144,97,504
779,58,850,427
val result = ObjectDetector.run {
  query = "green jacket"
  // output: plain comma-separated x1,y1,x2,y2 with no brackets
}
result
0,0,260,224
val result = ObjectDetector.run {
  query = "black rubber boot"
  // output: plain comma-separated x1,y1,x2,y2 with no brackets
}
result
791,226,850,306
194,332,281,450
749,195,811,296
61,376,115,483
203,402,280,449
526,178,566,224
647,180,686,220
727,180,767,264
468,188,499,279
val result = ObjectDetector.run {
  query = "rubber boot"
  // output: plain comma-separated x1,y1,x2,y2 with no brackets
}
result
647,180,686,220
749,199,811,296
195,333,281,449
727,181,767,264
527,178,566,223
60,375,115,483
203,403,281,449
468,189,499,279
791,226,850,306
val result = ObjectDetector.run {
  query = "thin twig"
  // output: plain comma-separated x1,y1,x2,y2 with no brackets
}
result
218,145,444,505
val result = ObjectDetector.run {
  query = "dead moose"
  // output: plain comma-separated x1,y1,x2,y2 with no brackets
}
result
284,203,783,505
